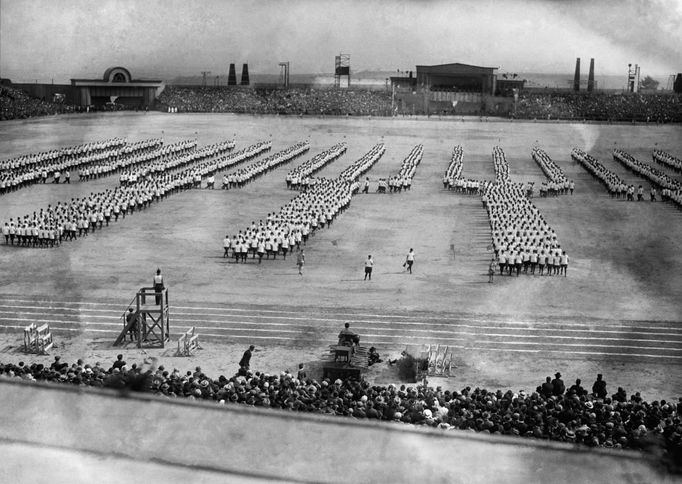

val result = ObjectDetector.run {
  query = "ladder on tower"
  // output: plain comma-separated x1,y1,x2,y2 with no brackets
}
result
114,287,170,348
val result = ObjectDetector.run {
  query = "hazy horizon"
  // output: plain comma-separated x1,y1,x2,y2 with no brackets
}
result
2,0,680,84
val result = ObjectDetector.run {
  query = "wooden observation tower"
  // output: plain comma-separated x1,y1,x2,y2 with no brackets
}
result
114,287,170,348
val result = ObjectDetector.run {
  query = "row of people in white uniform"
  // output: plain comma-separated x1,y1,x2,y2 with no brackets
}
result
492,146,511,183
224,144,386,262
387,144,422,191
286,142,347,190
224,178,353,262
121,140,236,187
220,141,310,189
613,150,681,206
0,137,131,194
484,181,569,277
0,137,126,171
116,140,198,185
531,147,571,187
652,150,682,172
443,145,483,194
571,149,629,197
2,141,268,248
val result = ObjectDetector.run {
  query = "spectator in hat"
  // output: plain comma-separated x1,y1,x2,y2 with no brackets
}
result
112,354,126,371
552,372,565,396
540,376,554,398
592,374,608,399
239,345,255,372
297,363,307,380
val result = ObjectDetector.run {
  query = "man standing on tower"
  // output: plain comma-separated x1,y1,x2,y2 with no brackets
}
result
153,268,164,305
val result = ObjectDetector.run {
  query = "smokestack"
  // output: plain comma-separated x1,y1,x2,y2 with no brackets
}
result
573,58,581,92
587,58,595,92
228,64,237,86
240,64,250,86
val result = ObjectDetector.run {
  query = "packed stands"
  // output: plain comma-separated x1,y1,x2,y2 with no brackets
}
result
157,86,393,116
1,356,680,458
514,92,682,123
0,85,78,120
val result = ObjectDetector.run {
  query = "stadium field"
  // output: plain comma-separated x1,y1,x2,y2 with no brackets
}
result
1,112,681,397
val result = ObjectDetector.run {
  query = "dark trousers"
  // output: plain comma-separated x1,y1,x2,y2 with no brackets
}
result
154,284,164,304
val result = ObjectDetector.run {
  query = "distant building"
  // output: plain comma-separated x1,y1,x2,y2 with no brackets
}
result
390,62,516,115
71,67,162,108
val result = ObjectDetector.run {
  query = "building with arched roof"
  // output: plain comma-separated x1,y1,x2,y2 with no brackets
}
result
70,67,162,108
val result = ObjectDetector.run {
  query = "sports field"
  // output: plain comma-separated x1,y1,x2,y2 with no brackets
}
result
1,112,681,398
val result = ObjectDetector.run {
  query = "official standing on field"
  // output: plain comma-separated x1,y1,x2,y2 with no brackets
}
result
364,255,374,281
404,248,415,274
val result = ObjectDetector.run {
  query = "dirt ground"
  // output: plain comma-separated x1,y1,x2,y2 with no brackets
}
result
0,113,681,400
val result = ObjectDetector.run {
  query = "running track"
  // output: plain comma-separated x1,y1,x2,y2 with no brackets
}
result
0,294,680,362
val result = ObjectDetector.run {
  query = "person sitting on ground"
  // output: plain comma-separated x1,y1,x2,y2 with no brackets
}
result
368,347,382,366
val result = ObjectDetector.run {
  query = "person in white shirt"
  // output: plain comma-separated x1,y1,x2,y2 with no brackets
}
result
223,235,231,258
404,248,415,274
364,255,374,281
560,251,569,277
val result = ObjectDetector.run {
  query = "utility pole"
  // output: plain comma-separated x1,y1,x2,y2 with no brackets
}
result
201,71,211,87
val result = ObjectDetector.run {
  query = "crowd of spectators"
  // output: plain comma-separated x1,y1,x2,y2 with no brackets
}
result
157,86,393,116
1,140,275,248
0,85,79,120
1,355,680,465
514,92,682,123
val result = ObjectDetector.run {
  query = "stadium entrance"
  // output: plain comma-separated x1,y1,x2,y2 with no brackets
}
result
70,67,162,109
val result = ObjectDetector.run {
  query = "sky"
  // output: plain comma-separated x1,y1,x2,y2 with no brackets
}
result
1,0,681,83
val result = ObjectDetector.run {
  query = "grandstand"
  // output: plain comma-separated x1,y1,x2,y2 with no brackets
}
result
1,72,682,482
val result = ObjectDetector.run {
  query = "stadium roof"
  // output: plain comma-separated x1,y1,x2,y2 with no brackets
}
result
416,63,498,75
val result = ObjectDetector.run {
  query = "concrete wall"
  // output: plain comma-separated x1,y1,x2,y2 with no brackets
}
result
0,379,671,484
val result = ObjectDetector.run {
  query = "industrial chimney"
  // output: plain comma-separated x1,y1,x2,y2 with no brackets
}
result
587,58,595,92
228,64,237,86
573,58,581,92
